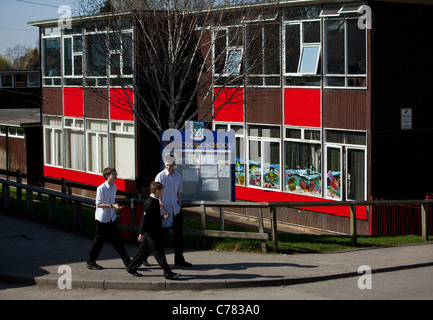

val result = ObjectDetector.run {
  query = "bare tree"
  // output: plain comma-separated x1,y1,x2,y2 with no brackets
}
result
76,0,278,141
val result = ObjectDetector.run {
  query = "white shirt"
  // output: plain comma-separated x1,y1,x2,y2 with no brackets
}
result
94,181,117,223
155,169,182,215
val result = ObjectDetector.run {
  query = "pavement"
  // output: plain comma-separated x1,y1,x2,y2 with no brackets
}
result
1,212,433,291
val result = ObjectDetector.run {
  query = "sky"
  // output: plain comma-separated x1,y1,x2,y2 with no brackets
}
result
0,0,79,55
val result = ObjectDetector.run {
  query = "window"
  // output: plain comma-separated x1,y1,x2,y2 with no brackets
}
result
110,121,135,180
7,127,25,139
1,75,13,87
64,36,83,77
248,125,280,189
245,23,281,86
65,118,85,171
43,116,63,167
15,74,27,88
86,34,107,77
86,119,108,174
284,17,321,86
324,17,367,88
215,123,245,186
28,74,40,87
109,32,133,78
325,129,367,200
284,127,321,196
43,38,61,77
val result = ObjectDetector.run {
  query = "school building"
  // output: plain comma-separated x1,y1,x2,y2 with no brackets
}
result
28,0,433,234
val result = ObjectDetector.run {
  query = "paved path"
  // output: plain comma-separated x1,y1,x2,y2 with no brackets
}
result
1,213,433,290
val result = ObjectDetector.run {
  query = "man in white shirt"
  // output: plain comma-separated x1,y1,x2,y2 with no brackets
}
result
86,167,131,270
155,155,192,267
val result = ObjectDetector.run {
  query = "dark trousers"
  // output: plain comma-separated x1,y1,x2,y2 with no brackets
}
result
87,220,131,267
143,210,185,263
127,232,172,277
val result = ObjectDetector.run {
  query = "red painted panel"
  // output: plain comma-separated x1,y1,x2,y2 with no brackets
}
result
235,186,367,219
213,87,244,123
284,88,321,127
43,165,134,193
64,87,83,117
110,88,134,121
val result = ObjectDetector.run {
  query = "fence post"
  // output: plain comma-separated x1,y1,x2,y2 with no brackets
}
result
350,202,357,246
219,207,224,231
16,170,22,200
257,209,267,253
48,195,56,223
200,201,206,229
270,205,278,252
421,203,429,241
130,198,137,227
26,189,33,217
74,201,82,232
2,184,10,210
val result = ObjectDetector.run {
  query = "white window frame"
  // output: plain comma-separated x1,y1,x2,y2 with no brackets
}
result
43,115,63,167
324,129,367,201
323,17,368,89
247,124,281,191
64,117,85,171
86,119,108,174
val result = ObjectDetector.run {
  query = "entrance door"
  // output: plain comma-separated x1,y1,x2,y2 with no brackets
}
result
346,148,366,201
326,146,342,200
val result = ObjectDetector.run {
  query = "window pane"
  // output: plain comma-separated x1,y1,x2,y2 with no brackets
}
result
299,46,320,73
225,49,242,74
122,33,133,75
246,24,262,74
112,134,134,179
347,149,365,200
264,24,280,75
249,140,261,187
303,21,320,43
64,38,72,76
43,38,61,77
214,30,226,74
15,74,27,87
73,36,82,53
235,137,245,186
263,141,280,189
111,54,121,75
347,19,366,74
86,34,107,76
1,75,13,87
65,130,85,170
29,74,40,87
326,20,345,74
285,24,300,73
326,147,342,199
285,142,321,196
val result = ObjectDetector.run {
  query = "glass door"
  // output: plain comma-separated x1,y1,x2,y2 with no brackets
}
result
326,146,342,200
346,148,366,201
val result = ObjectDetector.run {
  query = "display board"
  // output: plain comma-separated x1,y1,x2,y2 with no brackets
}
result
160,128,235,201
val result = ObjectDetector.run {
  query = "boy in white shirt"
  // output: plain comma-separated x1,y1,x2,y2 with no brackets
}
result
86,167,131,270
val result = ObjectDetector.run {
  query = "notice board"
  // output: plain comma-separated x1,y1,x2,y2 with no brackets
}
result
160,129,235,201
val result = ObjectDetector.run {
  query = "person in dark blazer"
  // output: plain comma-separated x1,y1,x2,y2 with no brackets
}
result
126,181,180,280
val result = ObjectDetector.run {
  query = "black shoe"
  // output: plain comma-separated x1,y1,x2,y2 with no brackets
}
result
142,260,151,267
86,262,103,270
175,260,192,267
128,271,143,277
165,272,180,280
